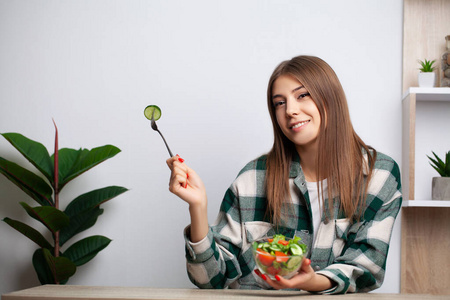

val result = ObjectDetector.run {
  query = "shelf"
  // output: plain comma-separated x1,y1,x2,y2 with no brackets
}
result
402,200,450,207
401,88,450,202
403,87,450,101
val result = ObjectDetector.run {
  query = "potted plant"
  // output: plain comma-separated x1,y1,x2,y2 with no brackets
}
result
427,151,450,200
418,59,436,87
0,122,128,284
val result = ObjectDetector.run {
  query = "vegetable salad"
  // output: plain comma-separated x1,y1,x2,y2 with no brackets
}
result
252,234,307,278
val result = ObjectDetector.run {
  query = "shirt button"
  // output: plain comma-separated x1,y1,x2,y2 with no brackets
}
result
314,266,321,271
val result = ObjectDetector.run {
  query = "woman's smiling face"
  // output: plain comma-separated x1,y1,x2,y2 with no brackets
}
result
271,74,321,150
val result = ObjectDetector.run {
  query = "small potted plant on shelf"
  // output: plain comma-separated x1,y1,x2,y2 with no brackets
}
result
427,150,450,200
418,59,436,87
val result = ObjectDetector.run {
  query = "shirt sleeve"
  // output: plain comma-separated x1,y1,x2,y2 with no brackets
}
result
183,187,245,289
315,158,402,294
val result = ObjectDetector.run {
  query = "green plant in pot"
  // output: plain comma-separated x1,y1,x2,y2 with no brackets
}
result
0,123,128,284
418,59,436,87
427,151,450,200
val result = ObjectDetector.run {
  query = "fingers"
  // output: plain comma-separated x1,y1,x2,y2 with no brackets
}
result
254,269,267,281
166,154,188,175
166,154,185,170
301,258,313,271
167,154,189,190
253,258,313,290
254,269,282,289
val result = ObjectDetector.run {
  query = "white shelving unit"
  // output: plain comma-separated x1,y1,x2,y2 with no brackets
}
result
401,87,450,207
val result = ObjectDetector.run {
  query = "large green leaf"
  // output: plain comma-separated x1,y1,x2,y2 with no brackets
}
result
42,248,76,283
56,148,86,187
3,217,53,249
33,248,56,284
64,186,128,217
63,235,111,266
55,145,121,190
59,207,104,246
19,202,69,233
0,158,53,206
59,186,127,246
1,133,54,183
33,249,70,285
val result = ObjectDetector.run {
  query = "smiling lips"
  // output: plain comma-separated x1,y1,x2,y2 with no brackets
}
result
290,120,310,129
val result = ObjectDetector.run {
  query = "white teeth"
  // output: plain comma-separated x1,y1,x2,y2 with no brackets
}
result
292,121,309,129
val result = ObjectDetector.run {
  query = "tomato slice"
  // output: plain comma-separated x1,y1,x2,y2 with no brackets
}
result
275,251,289,263
257,249,275,266
278,240,289,246
267,266,281,275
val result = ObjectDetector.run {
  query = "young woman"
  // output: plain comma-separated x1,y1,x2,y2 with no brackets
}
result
166,55,402,294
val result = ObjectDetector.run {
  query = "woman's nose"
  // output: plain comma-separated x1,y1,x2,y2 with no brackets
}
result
285,98,298,117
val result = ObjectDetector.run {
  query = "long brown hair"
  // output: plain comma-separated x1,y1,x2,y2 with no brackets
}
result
265,55,376,225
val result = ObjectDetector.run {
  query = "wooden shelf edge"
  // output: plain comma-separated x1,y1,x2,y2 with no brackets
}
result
402,200,450,207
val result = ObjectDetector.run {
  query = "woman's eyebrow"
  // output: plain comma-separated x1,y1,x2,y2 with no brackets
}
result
292,85,305,93
272,85,305,100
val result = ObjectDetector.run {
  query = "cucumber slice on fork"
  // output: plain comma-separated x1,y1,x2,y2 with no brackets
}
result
144,105,161,121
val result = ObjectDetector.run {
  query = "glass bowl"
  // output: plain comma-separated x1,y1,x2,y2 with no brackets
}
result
251,236,307,280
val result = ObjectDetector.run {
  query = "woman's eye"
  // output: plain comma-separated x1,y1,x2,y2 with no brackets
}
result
298,93,310,100
274,101,285,107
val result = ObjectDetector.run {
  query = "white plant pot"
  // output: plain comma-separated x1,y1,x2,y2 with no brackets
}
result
418,72,436,87
432,177,450,200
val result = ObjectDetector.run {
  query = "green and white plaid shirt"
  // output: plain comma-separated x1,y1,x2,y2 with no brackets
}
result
184,151,402,294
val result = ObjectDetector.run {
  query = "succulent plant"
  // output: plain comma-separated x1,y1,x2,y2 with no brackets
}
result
427,151,450,177
418,59,436,72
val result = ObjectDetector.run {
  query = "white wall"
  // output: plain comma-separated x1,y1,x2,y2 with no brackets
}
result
0,0,403,294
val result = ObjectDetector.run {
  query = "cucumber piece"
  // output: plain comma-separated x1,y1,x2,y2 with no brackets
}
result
289,244,303,256
286,256,302,270
269,244,281,252
144,105,162,120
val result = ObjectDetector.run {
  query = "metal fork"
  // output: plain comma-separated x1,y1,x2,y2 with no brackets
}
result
150,110,174,157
